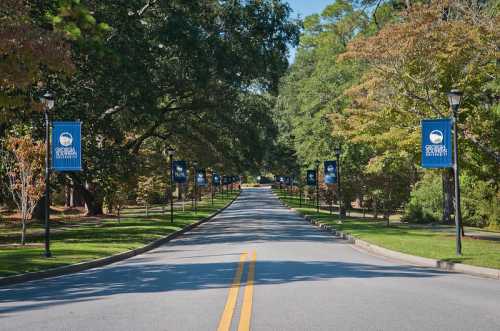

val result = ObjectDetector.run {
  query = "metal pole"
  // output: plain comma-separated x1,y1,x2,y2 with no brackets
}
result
194,169,197,214
211,173,214,206
316,166,319,214
170,155,174,223
299,187,302,207
44,109,52,258
453,109,462,255
337,154,343,220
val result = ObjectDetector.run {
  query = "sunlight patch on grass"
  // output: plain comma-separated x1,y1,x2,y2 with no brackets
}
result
275,190,500,270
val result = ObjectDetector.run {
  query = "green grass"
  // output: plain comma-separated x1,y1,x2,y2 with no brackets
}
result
0,192,239,277
274,190,500,270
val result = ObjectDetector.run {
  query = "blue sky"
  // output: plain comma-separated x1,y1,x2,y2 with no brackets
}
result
286,0,333,62
286,0,332,18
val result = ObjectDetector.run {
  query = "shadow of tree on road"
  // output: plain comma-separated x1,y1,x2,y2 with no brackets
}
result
0,258,448,316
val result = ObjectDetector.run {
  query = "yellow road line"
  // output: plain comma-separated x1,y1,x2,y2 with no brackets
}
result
217,252,247,331
238,250,256,331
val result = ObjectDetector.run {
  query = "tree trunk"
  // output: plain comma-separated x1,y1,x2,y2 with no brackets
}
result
79,185,103,215
32,196,46,221
64,181,75,208
21,218,26,245
69,185,74,207
373,198,378,219
64,184,71,207
442,169,454,224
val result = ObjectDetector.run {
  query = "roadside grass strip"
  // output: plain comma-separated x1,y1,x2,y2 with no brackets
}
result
0,193,239,277
274,190,500,270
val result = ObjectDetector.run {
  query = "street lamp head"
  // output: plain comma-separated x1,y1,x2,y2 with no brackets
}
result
447,89,462,110
166,147,175,157
314,160,320,168
193,160,198,167
40,92,55,110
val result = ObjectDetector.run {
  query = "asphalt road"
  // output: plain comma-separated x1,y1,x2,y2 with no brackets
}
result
1,187,499,331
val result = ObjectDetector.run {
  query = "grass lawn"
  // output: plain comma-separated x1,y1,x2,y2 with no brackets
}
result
274,190,500,270
0,192,239,277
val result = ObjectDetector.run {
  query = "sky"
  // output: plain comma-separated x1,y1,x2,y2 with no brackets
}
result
285,0,333,62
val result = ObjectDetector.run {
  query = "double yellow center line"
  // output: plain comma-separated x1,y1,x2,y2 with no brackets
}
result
217,251,257,331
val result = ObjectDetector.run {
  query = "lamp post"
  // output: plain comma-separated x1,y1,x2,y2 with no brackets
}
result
192,161,198,214
448,89,463,256
40,92,54,258
315,160,320,214
166,147,175,223
210,169,214,206
334,144,343,220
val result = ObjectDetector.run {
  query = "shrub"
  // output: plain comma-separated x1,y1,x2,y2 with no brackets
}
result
404,172,499,227
403,173,442,223
461,176,499,228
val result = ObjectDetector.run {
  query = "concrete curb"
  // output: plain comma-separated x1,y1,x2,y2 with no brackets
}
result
0,192,241,287
289,207,500,280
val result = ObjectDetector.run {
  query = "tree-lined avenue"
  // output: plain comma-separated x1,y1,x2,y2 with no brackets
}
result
1,187,499,331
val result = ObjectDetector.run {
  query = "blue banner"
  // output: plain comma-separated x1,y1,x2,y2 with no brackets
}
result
421,119,453,168
52,121,82,172
173,161,187,183
324,160,337,184
213,173,221,186
196,169,207,187
306,170,316,186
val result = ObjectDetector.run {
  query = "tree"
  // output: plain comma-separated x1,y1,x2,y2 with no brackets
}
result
1,135,45,244
38,0,300,214
341,0,499,224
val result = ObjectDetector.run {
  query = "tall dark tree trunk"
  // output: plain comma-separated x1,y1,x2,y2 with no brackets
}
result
72,179,103,216
32,196,46,221
442,169,454,224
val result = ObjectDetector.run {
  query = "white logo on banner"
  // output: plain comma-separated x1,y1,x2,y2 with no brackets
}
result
56,132,77,159
425,130,447,158
59,132,73,146
429,130,444,144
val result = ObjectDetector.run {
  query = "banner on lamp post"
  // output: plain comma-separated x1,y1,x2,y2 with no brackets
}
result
52,121,82,172
324,160,337,184
196,169,207,187
172,161,187,183
306,170,317,186
421,119,453,168
212,173,221,186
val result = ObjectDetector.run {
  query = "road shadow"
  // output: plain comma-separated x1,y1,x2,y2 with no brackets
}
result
0,188,450,317
0,258,448,316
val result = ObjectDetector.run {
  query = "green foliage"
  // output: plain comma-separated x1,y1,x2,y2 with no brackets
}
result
275,0,499,228
404,172,500,227
461,175,499,228
1,0,300,215
403,172,443,223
